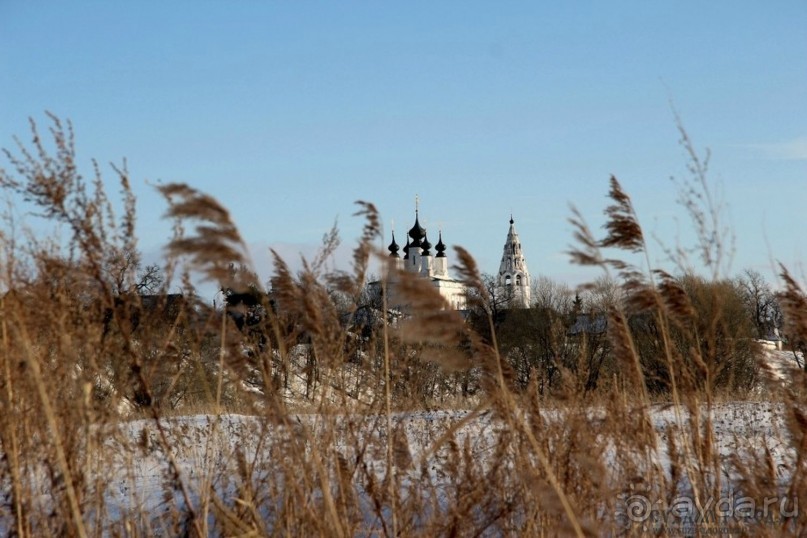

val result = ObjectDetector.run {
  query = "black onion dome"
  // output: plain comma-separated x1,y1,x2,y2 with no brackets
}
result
421,233,432,256
403,235,411,260
510,214,514,225
435,231,447,258
388,231,400,258
408,211,426,248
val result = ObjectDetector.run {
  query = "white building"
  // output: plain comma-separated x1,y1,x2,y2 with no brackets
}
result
376,209,533,311
497,216,531,308
383,206,467,310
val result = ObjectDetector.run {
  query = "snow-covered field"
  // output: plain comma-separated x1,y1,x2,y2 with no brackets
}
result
93,398,799,535
5,348,801,535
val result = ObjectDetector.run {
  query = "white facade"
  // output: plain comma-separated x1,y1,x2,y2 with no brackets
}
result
384,207,467,310
497,216,531,308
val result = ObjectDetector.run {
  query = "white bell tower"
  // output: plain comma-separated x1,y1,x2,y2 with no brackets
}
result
497,216,531,308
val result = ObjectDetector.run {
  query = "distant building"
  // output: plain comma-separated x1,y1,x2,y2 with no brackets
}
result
762,327,784,351
383,204,467,310
567,312,607,336
496,216,531,308
376,207,536,312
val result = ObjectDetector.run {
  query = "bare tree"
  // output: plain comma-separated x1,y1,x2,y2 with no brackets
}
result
135,264,164,294
736,268,777,339
481,273,514,320
532,275,574,314
106,249,164,295
579,275,623,313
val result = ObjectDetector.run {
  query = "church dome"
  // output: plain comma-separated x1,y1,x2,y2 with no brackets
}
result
408,211,426,248
435,231,447,258
388,231,400,258
421,233,432,256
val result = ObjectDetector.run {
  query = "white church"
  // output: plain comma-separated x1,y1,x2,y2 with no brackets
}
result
382,204,532,311
384,205,468,310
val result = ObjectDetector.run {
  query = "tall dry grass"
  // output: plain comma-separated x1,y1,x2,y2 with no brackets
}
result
0,116,804,536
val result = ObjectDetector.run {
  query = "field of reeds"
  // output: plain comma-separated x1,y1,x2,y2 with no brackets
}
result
1,116,806,536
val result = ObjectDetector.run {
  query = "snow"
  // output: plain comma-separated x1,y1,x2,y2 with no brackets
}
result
6,345,805,535
760,348,803,383
86,400,799,534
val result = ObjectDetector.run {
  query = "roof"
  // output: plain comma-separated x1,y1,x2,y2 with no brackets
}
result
567,313,608,336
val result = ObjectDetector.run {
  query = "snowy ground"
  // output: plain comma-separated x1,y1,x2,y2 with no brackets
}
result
93,398,799,535
87,346,806,533
6,347,802,534
759,346,804,382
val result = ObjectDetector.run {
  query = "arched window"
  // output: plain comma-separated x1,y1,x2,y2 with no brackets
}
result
505,275,512,286
516,275,522,286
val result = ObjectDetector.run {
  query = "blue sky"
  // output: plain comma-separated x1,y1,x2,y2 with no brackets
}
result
1,2,805,297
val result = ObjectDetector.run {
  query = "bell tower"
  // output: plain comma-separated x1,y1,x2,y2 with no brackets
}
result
497,215,531,308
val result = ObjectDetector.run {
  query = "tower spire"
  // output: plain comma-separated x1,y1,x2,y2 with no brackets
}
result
497,214,531,308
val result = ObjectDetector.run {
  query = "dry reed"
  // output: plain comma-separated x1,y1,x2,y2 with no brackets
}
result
0,116,804,537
